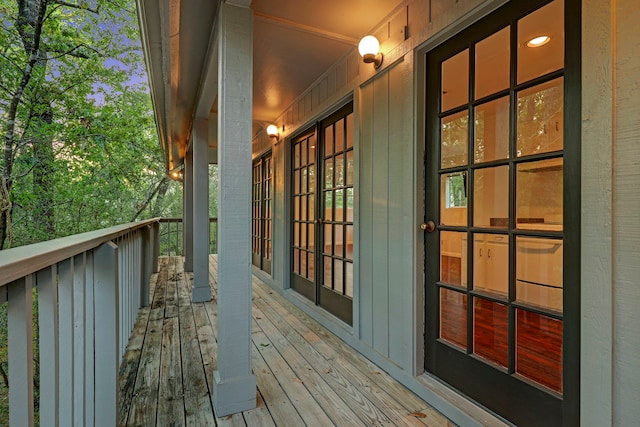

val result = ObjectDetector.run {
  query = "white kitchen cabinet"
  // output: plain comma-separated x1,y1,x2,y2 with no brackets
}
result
462,234,509,297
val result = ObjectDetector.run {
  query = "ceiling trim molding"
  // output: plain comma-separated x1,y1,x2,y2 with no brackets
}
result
254,11,358,45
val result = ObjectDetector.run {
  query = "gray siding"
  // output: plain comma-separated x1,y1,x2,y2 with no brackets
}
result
359,58,415,367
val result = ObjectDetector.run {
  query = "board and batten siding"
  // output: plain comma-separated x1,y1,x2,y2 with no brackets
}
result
358,56,416,370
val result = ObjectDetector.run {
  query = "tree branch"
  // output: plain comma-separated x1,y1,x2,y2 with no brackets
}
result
52,0,100,14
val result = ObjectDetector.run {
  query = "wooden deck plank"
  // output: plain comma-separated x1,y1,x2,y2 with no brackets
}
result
125,317,163,426
252,331,337,426
253,297,395,426
252,277,434,414
252,305,367,426
179,304,216,426
119,256,455,427
157,316,185,426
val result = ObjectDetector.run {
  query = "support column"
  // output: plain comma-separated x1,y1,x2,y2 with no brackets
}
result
184,148,194,272
213,1,256,417
192,119,211,302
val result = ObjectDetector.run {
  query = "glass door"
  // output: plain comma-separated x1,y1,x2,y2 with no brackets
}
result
252,152,272,274
424,1,579,425
291,103,354,325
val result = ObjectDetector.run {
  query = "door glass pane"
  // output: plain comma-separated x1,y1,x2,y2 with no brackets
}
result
300,222,307,249
345,225,353,259
302,168,308,193
346,114,354,148
293,248,300,274
440,231,465,286
475,27,510,99
441,111,469,168
308,222,315,251
334,224,344,257
516,309,563,392
309,164,316,191
517,0,564,84
473,166,509,228
325,158,334,188
301,141,307,166
335,118,345,153
473,234,508,297
517,78,564,157
324,192,333,220
308,252,315,280
474,97,510,163
336,155,344,186
346,188,354,222
516,158,563,230
308,194,315,220
441,49,469,111
473,298,508,368
440,173,467,227
324,224,332,254
335,189,344,221
439,288,467,350
323,256,332,288
334,259,344,294
345,262,353,297
346,151,354,185
324,126,334,156
516,237,563,311
294,143,301,168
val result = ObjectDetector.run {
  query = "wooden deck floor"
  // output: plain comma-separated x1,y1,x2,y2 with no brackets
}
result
118,256,454,427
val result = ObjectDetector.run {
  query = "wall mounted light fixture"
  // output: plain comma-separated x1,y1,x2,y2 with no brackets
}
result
358,35,383,69
266,124,279,140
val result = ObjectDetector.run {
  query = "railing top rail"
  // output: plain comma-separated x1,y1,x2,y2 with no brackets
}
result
159,217,218,222
0,218,160,287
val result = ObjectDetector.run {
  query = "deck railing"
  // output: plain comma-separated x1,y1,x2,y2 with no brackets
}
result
0,219,160,426
158,217,218,256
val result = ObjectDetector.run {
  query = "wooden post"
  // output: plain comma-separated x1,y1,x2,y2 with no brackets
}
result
93,241,119,426
8,276,34,426
184,147,194,272
192,118,211,302
37,266,58,427
213,1,256,417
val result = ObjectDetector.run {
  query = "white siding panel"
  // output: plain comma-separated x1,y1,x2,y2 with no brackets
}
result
372,73,390,357
359,83,375,347
613,1,640,424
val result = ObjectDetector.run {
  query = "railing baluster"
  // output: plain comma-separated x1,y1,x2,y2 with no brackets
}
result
84,251,95,426
37,265,59,427
58,258,74,425
7,276,34,426
73,253,86,426
93,241,118,427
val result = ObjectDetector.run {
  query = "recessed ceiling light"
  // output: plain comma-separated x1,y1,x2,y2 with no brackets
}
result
527,35,551,48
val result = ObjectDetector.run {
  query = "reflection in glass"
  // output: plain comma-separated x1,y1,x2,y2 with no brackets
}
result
308,252,315,279
334,259,344,294
346,114,354,148
324,126,333,155
473,298,508,368
473,234,508,297
516,237,563,311
517,0,564,84
309,164,316,192
293,248,300,274
345,225,353,259
474,97,510,163
345,262,353,297
441,111,469,168
308,194,315,219
441,49,469,112
323,256,332,288
336,156,344,186
440,173,467,227
334,224,344,257
324,224,332,254
516,158,563,230
473,166,509,228
335,118,344,153
475,27,510,99
440,288,467,349
335,189,344,221
440,231,465,286
301,141,307,166
517,78,564,157
325,158,333,188
294,143,300,168
324,192,333,220
516,309,563,392
346,151,354,185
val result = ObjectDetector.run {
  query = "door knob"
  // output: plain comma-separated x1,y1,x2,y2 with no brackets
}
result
420,221,436,232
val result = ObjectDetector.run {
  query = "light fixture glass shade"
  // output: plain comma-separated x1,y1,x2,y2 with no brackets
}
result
358,35,380,56
266,124,279,138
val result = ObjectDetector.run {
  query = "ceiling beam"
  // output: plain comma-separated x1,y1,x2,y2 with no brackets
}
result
254,11,358,45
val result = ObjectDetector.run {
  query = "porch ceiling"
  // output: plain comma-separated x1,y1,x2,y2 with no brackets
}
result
136,0,401,172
